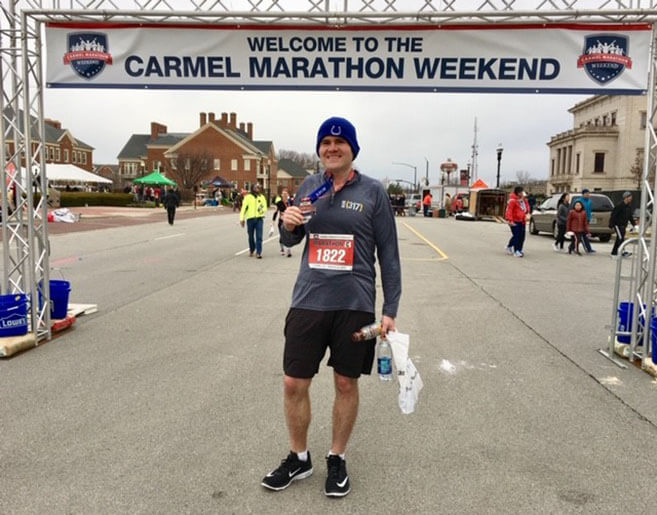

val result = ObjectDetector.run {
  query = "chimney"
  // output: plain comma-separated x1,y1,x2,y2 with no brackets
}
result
239,122,245,133
150,122,167,140
247,122,253,140
220,112,228,128
45,119,61,130
200,112,207,127
229,112,237,129
208,112,215,123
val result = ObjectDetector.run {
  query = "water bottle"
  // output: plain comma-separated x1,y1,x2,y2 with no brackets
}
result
351,322,382,342
377,338,393,381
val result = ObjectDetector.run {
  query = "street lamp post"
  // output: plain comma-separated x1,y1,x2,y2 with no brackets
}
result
496,143,504,188
392,162,417,192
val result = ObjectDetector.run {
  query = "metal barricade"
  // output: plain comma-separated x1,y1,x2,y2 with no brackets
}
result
601,237,649,367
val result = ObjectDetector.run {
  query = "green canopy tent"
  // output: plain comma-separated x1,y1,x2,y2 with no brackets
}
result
133,170,177,187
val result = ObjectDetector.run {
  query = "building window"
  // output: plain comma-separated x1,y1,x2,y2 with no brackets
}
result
611,111,617,125
72,151,77,164
185,158,190,171
231,181,238,189
594,152,605,173
576,153,580,175
200,159,208,171
64,149,69,161
244,159,251,171
82,152,87,164
153,160,161,171
56,148,61,161
551,159,555,176
231,159,238,171
170,158,177,170
567,146,572,174
214,158,220,170
641,111,647,129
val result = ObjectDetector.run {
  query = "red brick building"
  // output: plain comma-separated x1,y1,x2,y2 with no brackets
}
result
117,111,277,195
3,108,94,172
276,158,311,196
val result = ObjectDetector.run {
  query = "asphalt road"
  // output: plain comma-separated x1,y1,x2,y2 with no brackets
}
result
2,211,657,514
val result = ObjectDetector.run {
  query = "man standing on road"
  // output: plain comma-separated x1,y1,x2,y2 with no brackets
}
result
240,183,268,258
162,187,180,225
260,116,401,498
580,189,595,253
610,191,637,257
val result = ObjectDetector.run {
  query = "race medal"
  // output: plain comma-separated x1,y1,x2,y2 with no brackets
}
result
308,234,354,271
299,196,315,224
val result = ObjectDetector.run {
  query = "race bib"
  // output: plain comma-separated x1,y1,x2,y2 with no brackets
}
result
308,233,354,271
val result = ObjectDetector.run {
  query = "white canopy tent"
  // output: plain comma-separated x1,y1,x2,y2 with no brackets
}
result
42,164,112,185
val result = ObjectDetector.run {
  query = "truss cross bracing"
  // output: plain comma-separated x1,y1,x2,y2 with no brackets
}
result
3,0,657,347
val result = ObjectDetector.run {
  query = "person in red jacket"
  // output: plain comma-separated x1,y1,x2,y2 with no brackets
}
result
505,186,530,257
566,200,590,255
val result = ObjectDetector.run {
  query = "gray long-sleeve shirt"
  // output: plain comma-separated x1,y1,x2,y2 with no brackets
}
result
281,170,402,318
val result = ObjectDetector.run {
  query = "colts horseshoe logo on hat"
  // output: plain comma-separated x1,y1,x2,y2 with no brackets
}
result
330,125,343,136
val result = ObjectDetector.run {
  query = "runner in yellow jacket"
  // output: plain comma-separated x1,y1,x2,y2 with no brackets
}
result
240,183,268,258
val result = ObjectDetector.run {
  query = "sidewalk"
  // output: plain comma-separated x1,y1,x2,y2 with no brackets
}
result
46,204,234,234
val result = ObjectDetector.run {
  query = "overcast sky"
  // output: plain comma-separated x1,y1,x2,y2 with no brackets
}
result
44,88,588,188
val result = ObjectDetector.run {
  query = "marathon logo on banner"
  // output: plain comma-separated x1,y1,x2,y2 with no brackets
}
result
45,23,651,94
577,34,632,85
63,32,113,79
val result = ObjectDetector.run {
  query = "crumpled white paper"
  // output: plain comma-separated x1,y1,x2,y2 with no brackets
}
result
386,331,423,414
52,208,78,223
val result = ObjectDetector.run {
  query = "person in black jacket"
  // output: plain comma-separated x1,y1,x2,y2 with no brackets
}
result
610,191,637,257
162,187,180,225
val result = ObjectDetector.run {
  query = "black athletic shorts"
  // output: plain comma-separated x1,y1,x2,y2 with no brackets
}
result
283,308,376,379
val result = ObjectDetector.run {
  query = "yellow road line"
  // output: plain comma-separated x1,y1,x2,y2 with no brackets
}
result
402,222,449,261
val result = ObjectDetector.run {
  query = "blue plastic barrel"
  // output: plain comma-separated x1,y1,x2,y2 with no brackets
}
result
618,302,648,345
0,294,28,337
49,280,71,319
618,302,635,344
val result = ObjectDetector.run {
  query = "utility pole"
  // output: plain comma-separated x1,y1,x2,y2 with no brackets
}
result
470,117,479,184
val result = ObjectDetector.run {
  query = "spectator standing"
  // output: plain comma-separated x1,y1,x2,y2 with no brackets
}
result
527,192,536,213
553,193,570,252
273,189,292,257
579,189,595,253
444,193,452,216
240,183,268,258
422,192,432,217
261,116,401,497
610,191,637,257
567,200,590,255
505,185,529,257
161,187,180,225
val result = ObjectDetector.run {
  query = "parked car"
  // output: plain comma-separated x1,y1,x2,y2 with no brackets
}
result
405,193,422,211
529,192,614,242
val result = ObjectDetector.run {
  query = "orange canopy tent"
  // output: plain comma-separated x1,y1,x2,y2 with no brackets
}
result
470,179,489,190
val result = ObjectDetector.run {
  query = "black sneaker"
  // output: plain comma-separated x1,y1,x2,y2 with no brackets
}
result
325,455,350,497
261,452,313,491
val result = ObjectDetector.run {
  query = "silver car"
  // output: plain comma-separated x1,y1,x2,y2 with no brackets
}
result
529,193,614,242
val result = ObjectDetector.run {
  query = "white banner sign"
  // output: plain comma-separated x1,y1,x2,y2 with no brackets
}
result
45,23,652,94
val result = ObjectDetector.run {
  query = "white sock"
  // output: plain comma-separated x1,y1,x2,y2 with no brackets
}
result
328,450,345,460
296,450,308,462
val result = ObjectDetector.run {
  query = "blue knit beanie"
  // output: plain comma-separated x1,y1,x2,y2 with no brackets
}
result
316,117,360,159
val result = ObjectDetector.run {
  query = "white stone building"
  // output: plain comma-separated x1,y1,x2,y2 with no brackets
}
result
547,95,647,194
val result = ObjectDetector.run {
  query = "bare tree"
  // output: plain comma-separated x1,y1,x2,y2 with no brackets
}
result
630,148,650,189
162,151,213,200
279,149,319,171
515,170,532,187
